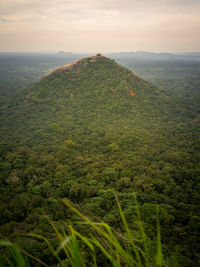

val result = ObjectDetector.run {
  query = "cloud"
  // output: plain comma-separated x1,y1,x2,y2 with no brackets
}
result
0,0,199,52
0,0,199,24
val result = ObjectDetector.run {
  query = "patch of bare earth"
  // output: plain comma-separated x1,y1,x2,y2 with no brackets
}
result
42,55,110,79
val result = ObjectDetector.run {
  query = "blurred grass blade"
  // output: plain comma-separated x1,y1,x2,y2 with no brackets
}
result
114,192,142,267
70,226,84,267
134,195,150,267
57,236,71,252
156,206,163,267
11,244,28,267
26,233,65,267
0,239,27,267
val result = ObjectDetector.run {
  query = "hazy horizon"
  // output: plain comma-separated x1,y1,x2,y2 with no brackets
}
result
0,0,200,53
0,50,200,54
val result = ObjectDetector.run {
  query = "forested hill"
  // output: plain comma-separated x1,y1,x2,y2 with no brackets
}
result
0,55,199,266
1,54,174,148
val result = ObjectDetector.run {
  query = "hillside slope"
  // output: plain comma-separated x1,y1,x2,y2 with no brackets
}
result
0,55,172,148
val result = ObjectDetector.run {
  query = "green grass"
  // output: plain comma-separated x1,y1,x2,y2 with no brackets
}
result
0,193,166,267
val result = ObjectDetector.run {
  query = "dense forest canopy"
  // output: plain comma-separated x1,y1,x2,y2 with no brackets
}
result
0,53,199,266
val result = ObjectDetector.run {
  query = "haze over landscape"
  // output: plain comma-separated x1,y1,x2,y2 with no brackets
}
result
0,0,200,52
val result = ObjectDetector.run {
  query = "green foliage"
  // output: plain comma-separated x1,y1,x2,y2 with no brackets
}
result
0,54,199,266
64,139,76,148
108,143,119,152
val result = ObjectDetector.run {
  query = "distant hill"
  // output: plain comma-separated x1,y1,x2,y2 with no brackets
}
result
107,51,200,61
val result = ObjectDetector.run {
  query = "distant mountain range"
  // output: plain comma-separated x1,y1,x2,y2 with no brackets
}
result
57,51,200,61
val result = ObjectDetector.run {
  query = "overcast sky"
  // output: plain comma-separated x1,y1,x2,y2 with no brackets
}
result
0,0,200,52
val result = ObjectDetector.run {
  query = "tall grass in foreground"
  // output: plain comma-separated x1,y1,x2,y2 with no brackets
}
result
0,193,166,267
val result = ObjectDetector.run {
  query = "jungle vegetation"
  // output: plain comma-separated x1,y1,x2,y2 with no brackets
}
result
0,53,199,266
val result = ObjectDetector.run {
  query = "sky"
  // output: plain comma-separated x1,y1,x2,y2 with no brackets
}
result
0,0,200,53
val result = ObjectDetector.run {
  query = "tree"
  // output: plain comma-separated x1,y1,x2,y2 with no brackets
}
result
108,143,119,152
63,140,75,148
